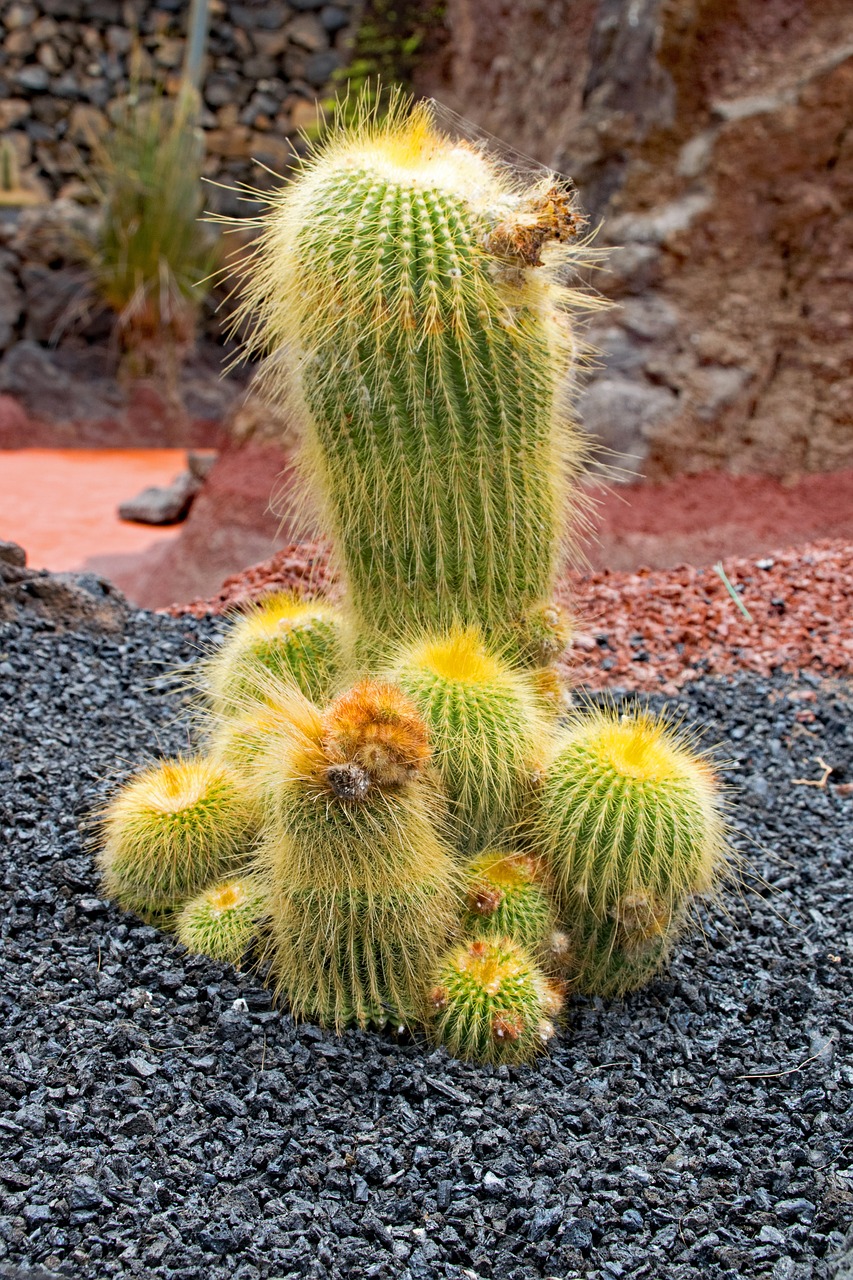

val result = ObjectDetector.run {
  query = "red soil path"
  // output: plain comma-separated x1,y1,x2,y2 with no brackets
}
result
0,449,184,572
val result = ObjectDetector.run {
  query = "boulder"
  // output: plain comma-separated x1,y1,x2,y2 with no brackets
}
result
118,471,201,526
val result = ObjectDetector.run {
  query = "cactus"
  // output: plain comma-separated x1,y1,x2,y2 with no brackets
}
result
429,936,564,1065
175,875,266,965
0,138,19,192
257,679,461,1028
232,96,591,653
99,757,258,921
462,849,555,954
531,705,727,996
204,592,346,713
390,626,547,853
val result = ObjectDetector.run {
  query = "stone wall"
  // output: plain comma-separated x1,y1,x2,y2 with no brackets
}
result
415,0,853,479
0,0,358,208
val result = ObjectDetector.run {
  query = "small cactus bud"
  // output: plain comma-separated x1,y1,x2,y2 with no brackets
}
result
98,757,258,921
175,876,266,966
429,985,449,1010
429,936,561,1065
532,706,728,996
462,849,556,955
204,592,345,712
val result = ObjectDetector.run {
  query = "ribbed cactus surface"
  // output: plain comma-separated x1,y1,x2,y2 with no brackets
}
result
532,706,727,994
236,100,588,651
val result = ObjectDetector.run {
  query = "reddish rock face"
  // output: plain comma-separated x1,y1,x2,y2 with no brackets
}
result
415,0,853,479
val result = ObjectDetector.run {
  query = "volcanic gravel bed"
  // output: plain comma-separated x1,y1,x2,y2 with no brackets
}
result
2,608,852,1280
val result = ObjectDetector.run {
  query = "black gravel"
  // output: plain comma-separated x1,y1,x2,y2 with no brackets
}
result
1,603,852,1280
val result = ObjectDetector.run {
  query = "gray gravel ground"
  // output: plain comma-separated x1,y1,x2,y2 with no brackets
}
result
1,606,852,1280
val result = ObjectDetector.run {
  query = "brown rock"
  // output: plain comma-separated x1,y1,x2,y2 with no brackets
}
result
414,0,853,479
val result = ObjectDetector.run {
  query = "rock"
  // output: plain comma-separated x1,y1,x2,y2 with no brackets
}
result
20,263,97,344
0,558,127,631
118,471,201,525
0,98,31,129
304,50,341,86
287,13,328,52
187,450,219,481
0,262,23,351
96,438,305,608
0,540,26,567
413,0,853,478
577,377,679,476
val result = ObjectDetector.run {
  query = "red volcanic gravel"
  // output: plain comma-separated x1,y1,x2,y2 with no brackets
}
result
170,538,853,693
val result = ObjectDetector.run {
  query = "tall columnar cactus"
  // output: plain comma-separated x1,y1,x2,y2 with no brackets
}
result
390,626,547,853
531,706,727,996
234,97,590,653
256,680,461,1028
203,592,346,713
99,758,258,921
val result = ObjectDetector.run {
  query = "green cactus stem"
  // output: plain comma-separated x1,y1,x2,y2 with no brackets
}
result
204,592,346,713
462,849,555,954
531,705,727,995
390,626,547,853
98,757,258,921
231,96,593,654
429,936,564,1065
175,875,266,966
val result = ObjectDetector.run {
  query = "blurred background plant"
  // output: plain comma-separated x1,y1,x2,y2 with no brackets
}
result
0,135,44,209
321,0,447,130
87,79,218,382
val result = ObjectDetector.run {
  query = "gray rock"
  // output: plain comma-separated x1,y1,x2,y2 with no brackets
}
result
20,262,95,344
304,50,341,86
0,262,22,351
0,340,121,422
321,5,350,32
619,295,679,342
578,375,679,475
0,540,26,567
16,66,49,92
118,471,201,525
693,364,751,421
0,557,127,629
187,449,218,481
607,195,711,246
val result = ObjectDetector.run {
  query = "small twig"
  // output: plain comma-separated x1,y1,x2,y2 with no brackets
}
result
737,1042,834,1080
792,757,833,788
714,562,754,622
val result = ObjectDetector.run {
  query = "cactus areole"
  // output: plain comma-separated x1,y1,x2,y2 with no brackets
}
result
236,98,590,652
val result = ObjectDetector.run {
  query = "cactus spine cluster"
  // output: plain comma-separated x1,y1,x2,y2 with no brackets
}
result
95,96,732,1069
